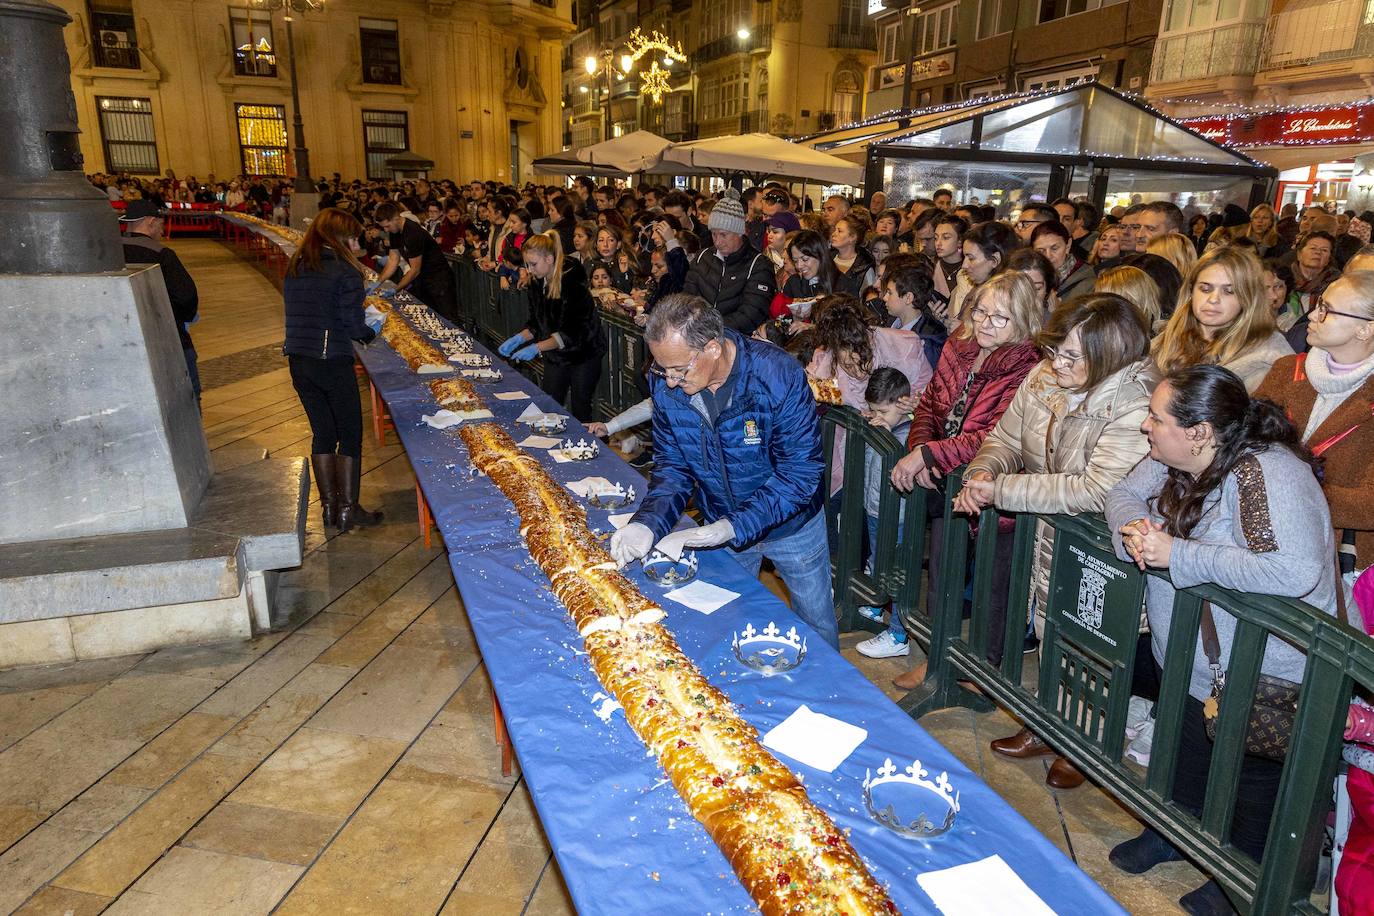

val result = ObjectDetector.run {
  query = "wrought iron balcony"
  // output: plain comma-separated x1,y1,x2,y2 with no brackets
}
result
828,23,876,50
92,37,140,69
695,24,771,63
739,109,769,133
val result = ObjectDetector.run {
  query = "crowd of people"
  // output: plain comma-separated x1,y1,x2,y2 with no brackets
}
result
98,164,1374,914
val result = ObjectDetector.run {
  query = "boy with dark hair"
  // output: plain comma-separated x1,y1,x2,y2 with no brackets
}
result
881,264,947,371
854,366,913,651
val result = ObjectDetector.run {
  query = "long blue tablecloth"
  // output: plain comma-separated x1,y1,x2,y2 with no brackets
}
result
353,296,1124,915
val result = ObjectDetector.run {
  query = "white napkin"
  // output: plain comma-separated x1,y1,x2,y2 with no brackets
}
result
662,580,739,616
566,477,621,499
516,403,545,422
417,364,452,375
517,435,562,449
495,391,532,401
421,409,493,429
607,512,636,529
364,304,385,324
916,856,1054,916
761,704,867,773
550,450,576,463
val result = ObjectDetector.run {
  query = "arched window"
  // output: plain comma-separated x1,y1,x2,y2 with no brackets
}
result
832,67,862,124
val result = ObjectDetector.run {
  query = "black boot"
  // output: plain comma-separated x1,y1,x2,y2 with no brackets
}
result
311,454,339,529
1109,827,1185,874
1179,880,1237,916
335,455,383,533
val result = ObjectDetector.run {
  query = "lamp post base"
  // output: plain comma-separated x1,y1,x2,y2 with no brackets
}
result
289,185,318,231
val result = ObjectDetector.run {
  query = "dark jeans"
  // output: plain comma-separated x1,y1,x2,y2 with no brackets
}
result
927,510,1016,667
542,356,601,422
1129,645,1283,861
289,354,363,458
183,345,201,400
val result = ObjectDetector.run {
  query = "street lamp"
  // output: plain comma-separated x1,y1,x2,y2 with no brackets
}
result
584,48,632,142
250,0,321,206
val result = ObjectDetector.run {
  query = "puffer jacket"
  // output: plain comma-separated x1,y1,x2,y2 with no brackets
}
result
683,241,776,333
282,249,374,359
908,337,1042,475
966,358,1157,632
523,258,604,364
632,329,824,548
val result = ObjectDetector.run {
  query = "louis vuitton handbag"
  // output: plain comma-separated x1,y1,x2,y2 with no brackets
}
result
1199,602,1298,761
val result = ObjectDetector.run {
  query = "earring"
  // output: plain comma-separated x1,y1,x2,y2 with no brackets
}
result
1190,442,1205,457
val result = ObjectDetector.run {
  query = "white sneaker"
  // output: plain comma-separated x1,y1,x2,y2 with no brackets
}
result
857,605,884,622
856,631,910,658
1125,695,1153,739
1125,718,1155,766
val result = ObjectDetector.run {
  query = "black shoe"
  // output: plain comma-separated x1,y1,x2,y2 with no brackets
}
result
1109,828,1185,875
1023,633,1040,654
1179,880,1237,916
628,450,654,472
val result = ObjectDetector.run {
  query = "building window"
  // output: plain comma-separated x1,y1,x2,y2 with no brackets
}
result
360,18,402,85
1037,0,1124,24
1020,63,1099,91
95,96,158,173
880,20,901,63
976,0,1016,38
1160,0,1266,33
917,2,958,56
362,110,408,180
699,70,742,121
230,6,277,77
838,0,865,32
697,0,750,47
235,102,289,175
664,92,691,136
90,1,140,69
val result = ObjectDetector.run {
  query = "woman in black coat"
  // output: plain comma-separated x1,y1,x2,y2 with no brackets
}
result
501,230,606,420
283,207,383,532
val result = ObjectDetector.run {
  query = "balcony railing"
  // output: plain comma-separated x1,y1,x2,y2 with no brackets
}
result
814,109,858,131
93,38,140,69
739,109,769,133
828,23,876,50
695,23,772,63
1148,21,1264,84
233,49,278,78
1261,11,1374,71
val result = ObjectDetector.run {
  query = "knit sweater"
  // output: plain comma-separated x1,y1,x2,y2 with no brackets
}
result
1105,447,1337,701
1301,348,1374,440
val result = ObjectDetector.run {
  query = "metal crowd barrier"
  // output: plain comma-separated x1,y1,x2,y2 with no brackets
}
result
820,404,1368,915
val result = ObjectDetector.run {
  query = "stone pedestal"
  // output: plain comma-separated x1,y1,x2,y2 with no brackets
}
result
0,268,211,544
291,191,320,231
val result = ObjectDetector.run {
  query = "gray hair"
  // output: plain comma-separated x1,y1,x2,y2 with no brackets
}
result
644,293,724,349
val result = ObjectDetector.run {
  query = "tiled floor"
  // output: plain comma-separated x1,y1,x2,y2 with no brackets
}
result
0,239,1200,914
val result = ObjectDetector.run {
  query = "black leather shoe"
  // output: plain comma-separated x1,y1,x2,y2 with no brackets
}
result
1109,828,1185,875
1179,880,1237,916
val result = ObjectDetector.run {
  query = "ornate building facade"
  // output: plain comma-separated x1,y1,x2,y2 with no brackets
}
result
63,0,572,182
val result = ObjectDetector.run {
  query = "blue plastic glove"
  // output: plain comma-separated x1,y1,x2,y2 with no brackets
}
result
377,287,396,300
510,343,541,362
498,333,527,357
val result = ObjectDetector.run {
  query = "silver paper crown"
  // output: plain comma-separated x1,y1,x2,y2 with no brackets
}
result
641,549,698,586
558,438,599,460
862,758,961,840
587,483,636,509
449,353,491,367
731,622,807,676
529,415,569,434
462,367,503,381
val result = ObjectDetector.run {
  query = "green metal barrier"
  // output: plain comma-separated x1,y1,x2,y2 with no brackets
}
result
822,403,1366,913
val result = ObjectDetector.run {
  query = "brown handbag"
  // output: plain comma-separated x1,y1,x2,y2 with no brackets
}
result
1199,602,1299,761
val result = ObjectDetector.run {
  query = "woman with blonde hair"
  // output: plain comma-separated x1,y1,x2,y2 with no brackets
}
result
498,231,605,420
1152,246,1292,391
1246,202,1283,258
1145,232,1197,281
1096,264,1163,326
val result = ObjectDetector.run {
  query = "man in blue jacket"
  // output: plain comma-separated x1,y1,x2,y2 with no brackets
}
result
609,294,836,647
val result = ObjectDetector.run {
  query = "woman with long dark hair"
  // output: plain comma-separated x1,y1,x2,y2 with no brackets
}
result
499,231,606,420
1105,364,1336,914
283,207,383,532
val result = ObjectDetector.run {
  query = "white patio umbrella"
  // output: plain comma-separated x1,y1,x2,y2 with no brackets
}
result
531,130,672,177
654,133,863,185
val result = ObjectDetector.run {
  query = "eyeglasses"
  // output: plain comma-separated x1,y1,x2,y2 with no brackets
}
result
1015,218,1048,230
969,306,1011,328
1044,346,1086,366
1314,299,1371,323
648,350,700,382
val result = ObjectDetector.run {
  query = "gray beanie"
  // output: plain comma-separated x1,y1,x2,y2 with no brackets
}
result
708,189,747,236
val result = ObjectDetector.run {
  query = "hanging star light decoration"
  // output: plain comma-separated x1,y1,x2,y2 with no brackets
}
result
624,27,686,104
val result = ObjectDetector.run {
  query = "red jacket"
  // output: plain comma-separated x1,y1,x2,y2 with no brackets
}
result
908,337,1042,474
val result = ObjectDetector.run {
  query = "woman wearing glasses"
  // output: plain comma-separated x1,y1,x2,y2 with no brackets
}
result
1255,271,1374,611
1153,246,1292,392
957,293,1157,789
862,273,1044,667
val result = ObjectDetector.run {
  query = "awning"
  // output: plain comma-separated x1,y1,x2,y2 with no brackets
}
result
531,130,672,176
1246,144,1367,173
654,133,862,185
384,150,435,172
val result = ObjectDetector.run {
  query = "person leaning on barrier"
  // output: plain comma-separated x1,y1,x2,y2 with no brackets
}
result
497,231,604,422
1254,271,1374,614
959,293,1157,790
1153,246,1293,393
609,294,836,647
282,208,384,533
1104,364,1337,915
865,273,1044,669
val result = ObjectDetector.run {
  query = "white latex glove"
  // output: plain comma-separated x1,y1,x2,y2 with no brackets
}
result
609,522,654,569
656,519,736,561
